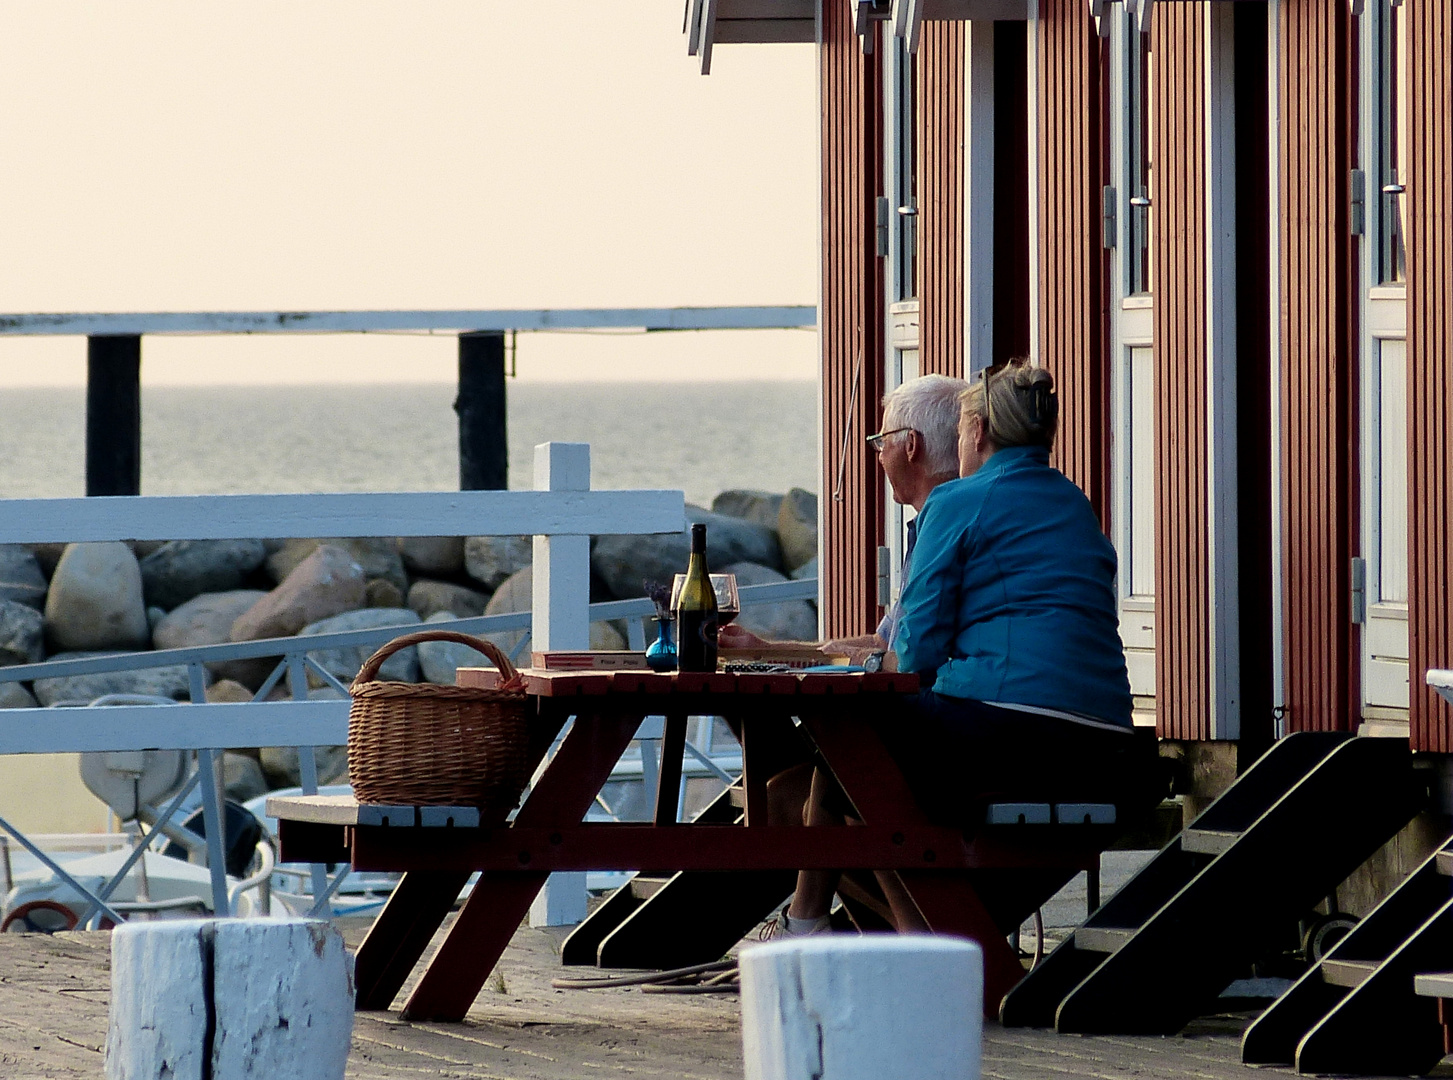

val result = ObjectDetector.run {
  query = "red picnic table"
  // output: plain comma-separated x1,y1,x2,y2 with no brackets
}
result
270,667,1109,1021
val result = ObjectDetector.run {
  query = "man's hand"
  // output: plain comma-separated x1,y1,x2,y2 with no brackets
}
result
718,624,769,649
821,634,889,667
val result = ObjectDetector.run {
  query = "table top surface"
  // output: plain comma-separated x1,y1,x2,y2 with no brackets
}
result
456,666,922,697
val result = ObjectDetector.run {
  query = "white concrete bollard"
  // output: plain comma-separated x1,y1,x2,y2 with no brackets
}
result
740,936,983,1080
106,918,354,1080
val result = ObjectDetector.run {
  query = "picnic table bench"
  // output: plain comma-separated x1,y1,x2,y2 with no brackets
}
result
270,666,1127,1021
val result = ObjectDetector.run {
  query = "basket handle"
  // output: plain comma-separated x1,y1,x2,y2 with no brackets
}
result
351,630,525,692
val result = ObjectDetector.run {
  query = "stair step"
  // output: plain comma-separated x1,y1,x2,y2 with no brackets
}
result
1181,828,1241,855
1321,959,1379,988
1435,851,1453,877
1413,972,1453,998
1075,927,1136,955
628,875,672,900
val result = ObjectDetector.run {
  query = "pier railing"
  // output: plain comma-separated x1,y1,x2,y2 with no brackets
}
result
0,442,702,922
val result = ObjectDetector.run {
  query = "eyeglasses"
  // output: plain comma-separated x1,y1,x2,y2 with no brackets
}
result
866,427,913,453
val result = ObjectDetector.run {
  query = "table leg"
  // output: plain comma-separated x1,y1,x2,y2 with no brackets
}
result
400,711,644,1021
799,705,1024,1016
897,869,1027,1017
354,870,472,1010
653,712,687,825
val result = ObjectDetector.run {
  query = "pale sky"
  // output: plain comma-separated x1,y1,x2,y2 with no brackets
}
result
0,2,818,384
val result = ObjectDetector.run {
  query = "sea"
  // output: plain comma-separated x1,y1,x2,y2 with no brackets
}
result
0,382,819,509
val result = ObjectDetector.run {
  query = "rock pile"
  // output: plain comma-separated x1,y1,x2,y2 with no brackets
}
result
0,487,819,797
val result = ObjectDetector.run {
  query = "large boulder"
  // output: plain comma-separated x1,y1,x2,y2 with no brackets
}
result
711,490,785,529
777,488,819,573
592,507,780,599
725,562,818,642
0,682,38,708
27,543,67,579
138,539,268,611
222,752,268,802
397,536,466,578
300,607,422,686
464,536,533,591
265,538,407,596
364,578,406,609
260,741,349,789
416,611,511,685
154,590,273,687
0,545,49,608
408,579,491,621
484,566,627,657
32,653,192,706
230,545,367,642
44,542,151,651
0,600,44,666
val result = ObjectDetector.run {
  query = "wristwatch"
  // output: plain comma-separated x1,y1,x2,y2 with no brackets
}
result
864,651,886,673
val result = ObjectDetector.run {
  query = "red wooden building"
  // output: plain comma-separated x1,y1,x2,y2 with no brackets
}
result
688,0,1452,761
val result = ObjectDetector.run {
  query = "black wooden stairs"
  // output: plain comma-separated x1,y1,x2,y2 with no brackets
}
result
999,732,1428,1035
1240,832,1453,1075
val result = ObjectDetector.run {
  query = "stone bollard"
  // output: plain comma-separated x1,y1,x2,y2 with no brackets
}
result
740,936,983,1080
106,918,354,1080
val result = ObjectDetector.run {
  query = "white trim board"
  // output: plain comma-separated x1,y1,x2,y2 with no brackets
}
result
0,489,686,544
0,701,350,755
0,307,817,337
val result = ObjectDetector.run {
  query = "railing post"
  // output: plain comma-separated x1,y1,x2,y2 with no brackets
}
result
529,442,590,927
189,662,230,918
86,335,142,496
530,443,592,652
456,332,508,491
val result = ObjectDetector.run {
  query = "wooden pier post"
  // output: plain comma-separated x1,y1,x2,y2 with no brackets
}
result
456,331,508,490
86,335,142,496
740,936,984,1080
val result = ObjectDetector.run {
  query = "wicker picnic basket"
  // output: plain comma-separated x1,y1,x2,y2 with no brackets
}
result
347,630,530,815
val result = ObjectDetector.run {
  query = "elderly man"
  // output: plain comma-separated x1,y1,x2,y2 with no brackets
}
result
720,373,966,663
718,373,967,937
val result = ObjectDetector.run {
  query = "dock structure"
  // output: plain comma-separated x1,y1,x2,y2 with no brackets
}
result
0,305,816,498
0,915,1293,1080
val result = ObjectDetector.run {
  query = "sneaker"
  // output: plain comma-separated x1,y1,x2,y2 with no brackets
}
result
759,903,832,940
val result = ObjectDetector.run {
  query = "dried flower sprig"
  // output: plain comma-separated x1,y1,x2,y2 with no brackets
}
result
644,580,673,621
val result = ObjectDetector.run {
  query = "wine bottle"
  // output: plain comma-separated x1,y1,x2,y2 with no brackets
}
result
675,523,719,673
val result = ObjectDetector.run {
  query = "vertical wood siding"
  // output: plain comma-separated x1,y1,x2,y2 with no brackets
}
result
917,22,966,379
1036,0,1111,520
1279,0,1357,733
819,1,887,638
1407,0,1453,750
1150,2,1212,741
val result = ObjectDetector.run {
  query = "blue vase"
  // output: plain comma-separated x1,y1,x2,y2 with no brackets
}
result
646,617,678,672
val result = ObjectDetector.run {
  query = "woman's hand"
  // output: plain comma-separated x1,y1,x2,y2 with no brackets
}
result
718,624,769,649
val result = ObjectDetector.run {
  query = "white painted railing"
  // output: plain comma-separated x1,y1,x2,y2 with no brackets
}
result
0,442,685,921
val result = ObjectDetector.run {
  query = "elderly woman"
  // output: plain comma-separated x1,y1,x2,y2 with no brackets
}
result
774,360,1138,936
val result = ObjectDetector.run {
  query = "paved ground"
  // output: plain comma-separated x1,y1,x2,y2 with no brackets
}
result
0,855,1420,1079
0,918,1284,1080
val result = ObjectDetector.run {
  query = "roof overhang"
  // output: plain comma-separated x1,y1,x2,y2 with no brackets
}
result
686,0,815,75
892,0,1033,53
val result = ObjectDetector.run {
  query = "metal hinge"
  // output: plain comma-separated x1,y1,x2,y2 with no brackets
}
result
875,197,891,258
876,545,892,606
1350,168,1365,236
1350,556,1366,624
1102,185,1117,250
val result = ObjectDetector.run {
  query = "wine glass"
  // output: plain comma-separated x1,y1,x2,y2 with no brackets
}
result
669,573,740,626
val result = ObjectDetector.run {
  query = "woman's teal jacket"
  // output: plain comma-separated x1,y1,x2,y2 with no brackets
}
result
893,444,1133,728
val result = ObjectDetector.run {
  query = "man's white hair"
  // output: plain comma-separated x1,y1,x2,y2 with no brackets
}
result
881,374,968,475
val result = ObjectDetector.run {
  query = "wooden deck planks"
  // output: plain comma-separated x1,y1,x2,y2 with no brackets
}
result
0,918,1321,1080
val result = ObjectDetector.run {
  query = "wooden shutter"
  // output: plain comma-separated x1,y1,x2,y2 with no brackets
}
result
819,1,888,638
